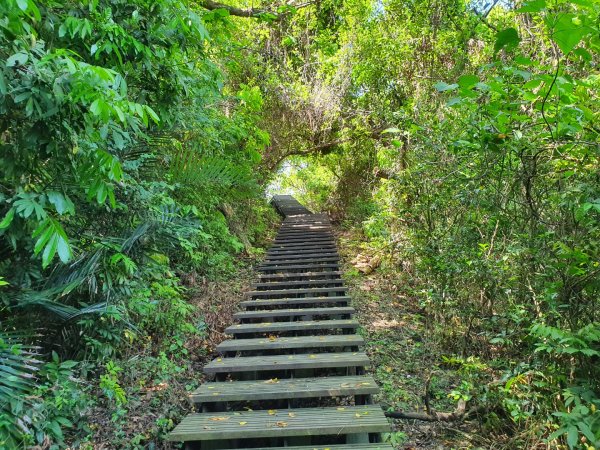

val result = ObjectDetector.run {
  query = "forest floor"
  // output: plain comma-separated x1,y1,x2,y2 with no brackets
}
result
88,263,256,449
337,228,494,450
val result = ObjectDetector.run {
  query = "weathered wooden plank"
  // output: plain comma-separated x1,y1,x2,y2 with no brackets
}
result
247,286,349,298
262,255,339,263
271,241,335,247
253,279,344,289
274,236,334,241
191,375,377,403
257,271,343,280
259,263,340,271
267,248,338,255
204,351,370,374
233,306,355,321
167,405,388,441
265,252,339,261
216,334,364,353
258,263,340,272
277,233,332,238
240,296,351,308
232,445,393,450
268,247,337,254
278,226,331,230
259,256,340,269
276,234,333,240
225,319,359,335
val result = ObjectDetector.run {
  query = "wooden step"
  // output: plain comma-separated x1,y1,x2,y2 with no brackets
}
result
269,242,337,251
277,230,333,237
240,296,351,309
233,445,393,450
265,252,339,261
216,334,364,353
233,307,355,321
225,319,359,335
261,255,340,267
257,271,343,280
167,405,388,442
273,233,335,239
247,287,348,298
273,237,335,243
269,242,336,249
204,351,370,374
267,247,338,259
253,279,344,289
191,375,378,403
258,263,340,273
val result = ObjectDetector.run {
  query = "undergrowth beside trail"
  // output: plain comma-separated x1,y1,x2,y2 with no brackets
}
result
86,262,257,449
338,228,514,450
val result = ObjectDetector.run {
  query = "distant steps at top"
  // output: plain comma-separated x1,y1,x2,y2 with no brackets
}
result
270,195,312,217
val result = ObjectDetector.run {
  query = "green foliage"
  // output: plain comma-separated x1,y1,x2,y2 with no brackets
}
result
0,333,40,447
100,361,127,406
1,0,273,446
244,0,599,446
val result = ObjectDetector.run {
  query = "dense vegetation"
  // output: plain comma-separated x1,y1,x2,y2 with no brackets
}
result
0,1,273,447
1,0,598,448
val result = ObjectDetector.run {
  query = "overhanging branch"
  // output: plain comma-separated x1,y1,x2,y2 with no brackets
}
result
199,0,277,18
199,0,316,20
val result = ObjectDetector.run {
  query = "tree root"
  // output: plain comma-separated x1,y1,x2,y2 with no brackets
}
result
384,399,487,422
384,371,488,422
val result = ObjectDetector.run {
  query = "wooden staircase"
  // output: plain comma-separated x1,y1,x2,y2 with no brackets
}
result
167,196,392,449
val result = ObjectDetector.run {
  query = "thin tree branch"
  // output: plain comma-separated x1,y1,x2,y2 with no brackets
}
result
198,0,315,20
541,55,560,141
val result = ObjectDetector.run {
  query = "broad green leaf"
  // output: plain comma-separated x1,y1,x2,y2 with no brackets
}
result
494,28,520,53
382,128,401,134
0,208,15,229
6,52,29,68
446,97,462,106
516,0,546,12
144,105,160,124
33,219,72,267
573,47,592,61
434,82,458,92
550,14,586,54
458,75,479,89
566,426,578,448
33,226,53,256
577,422,596,443
42,234,59,267
0,73,6,95
56,234,71,263
47,191,75,215
14,194,46,220
16,0,28,11
27,0,41,21
113,104,125,123
548,428,567,442
90,99,101,116
96,183,107,204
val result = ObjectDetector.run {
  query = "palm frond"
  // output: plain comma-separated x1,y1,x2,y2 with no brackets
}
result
0,332,40,446
9,287,108,323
